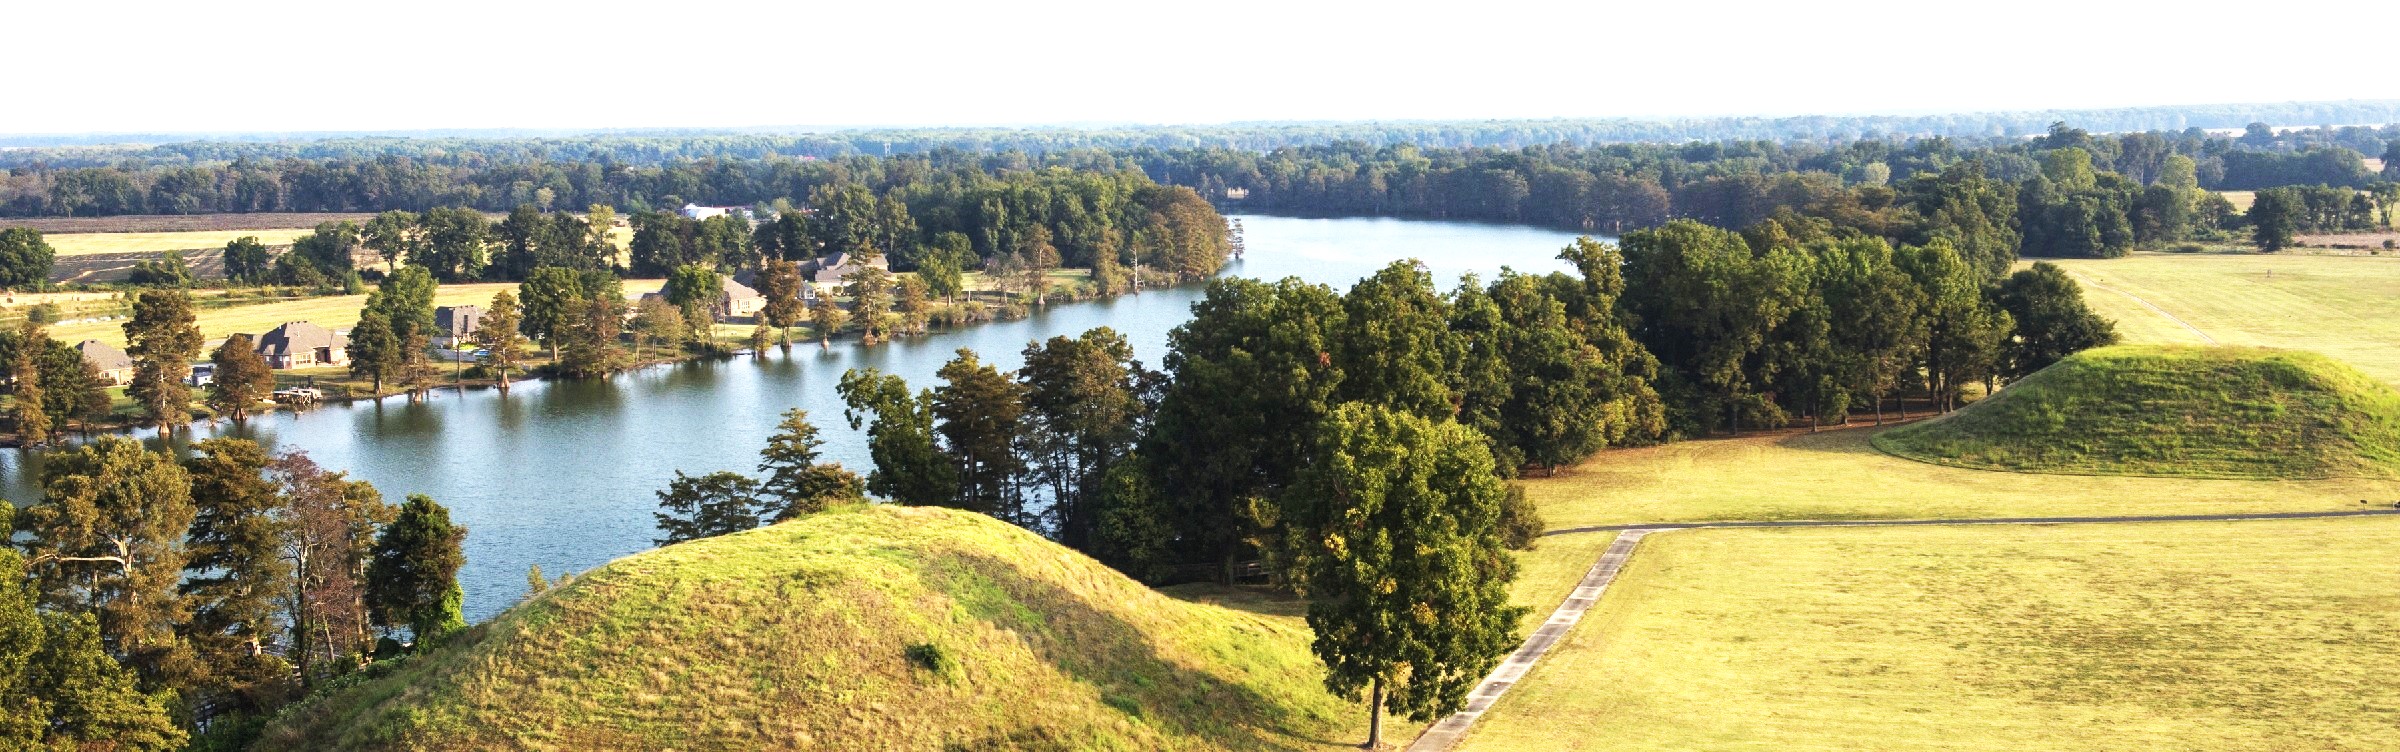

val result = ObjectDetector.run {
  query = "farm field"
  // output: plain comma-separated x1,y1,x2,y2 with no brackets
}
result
2047,252,2400,383
41,228,312,256
45,282,521,348
0,212,377,234
1513,425,2392,530
1461,517,2400,752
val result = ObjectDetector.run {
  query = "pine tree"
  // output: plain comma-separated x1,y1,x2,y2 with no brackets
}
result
1282,404,1523,749
347,311,399,394
22,612,187,751
755,409,866,521
123,289,202,435
757,258,806,346
836,368,954,506
207,334,276,424
179,438,293,709
652,471,763,545
933,349,1027,521
16,437,200,692
12,321,53,446
365,495,468,646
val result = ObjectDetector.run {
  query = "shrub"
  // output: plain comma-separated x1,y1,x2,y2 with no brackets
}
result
2169,243,2206,254
1497,484,1545,550
904,642,957,678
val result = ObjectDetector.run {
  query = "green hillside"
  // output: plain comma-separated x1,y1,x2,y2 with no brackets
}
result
258,505,1363,751
1874,345,2400,479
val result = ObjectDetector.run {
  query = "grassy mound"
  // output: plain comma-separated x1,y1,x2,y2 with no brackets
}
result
259,506,1361,751
1874,345,2400,479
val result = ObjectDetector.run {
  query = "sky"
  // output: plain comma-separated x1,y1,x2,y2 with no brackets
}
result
12,0,2397,135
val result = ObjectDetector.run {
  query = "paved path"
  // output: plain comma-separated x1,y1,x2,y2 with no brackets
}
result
2068,269,2216,344
1405,529,1654,752
1405,507,2400,751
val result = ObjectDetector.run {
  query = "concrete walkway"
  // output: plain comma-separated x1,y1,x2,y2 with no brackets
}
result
1406,507,2400,751
1405,529,1654,752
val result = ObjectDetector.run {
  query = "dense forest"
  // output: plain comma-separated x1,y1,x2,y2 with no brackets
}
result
7,100,2399,159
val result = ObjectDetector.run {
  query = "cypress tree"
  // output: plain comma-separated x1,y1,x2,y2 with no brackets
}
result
179,438,294,707
364,495,468,646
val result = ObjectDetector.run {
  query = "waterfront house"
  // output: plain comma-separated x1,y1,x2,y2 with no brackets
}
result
75,340,134,385
254,322,349,369
434,305,483,349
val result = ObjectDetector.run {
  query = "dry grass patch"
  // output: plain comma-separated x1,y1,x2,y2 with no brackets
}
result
41,228,312,257
45,283,519,348
1461,517,2400,752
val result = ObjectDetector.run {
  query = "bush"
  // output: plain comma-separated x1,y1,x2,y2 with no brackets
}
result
1497,484,1545,550
25,302,59,324
2170,243,2206,254
904,642,957,678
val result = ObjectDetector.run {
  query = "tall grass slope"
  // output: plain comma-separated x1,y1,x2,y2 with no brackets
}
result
1874,345,2400,479
258,505,1360,751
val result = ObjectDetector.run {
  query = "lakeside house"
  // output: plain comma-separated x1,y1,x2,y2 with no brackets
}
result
75,340,134,385
641,276,768,321
254,321,349,369
806,252,887,286
434,305,483,349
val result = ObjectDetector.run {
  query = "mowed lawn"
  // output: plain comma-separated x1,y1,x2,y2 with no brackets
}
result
47,282,521,348
40,228,313,256
2046,253,2400,383
1463,517,2400,752
1515,426,2393,529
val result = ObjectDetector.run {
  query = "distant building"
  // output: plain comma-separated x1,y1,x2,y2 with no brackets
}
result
187,363,215,387
434,305,483,349
681,203,755,222
254,322,349,369
75,340,134,385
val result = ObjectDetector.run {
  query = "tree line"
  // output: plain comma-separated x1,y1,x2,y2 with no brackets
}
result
4,437,466,750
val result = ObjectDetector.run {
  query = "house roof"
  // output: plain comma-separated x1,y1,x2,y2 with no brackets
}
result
255,321,348,358
723,277,763,302
435,305,482,336
75,340,133,370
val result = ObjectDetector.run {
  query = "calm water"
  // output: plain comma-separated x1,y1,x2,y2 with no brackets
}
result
2,215,1594,620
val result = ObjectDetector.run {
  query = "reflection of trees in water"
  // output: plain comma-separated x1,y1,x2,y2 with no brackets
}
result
363,395,444,440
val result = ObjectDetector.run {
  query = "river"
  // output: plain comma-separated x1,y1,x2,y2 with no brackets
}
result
2,215,1596,620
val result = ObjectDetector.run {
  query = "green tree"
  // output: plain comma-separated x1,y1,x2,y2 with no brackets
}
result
518,266,588,361
933,349,1028,522
365,495,468,646
2248,187,2302,251
178,438,293,710
1813,238,1925,424
123,289,203,435
1142,277,1344,581
1335,260,1455,420
360,210,423,272
17,611,188,751
0,227,56,290
652,471,763,545
208,333,276,424
1618,221,1800,434
809,285,850,348
1282,404,1523,749
836,368,955,506
755,408,867,521
1018,328,1154,549
1994,262,2120,379
16,437,199,692
756,258,806,346
473,290,529,391
630,298,688,360
554,294,630,378
221,236,271,285
846,247,894,344
269,451,393,685
287,221,360,277
416,207,491,282
662,264,723,342
1899,240,2013,411
346,311,400,393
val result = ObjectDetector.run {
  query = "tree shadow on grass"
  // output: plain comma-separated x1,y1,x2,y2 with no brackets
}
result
922,551,1359,751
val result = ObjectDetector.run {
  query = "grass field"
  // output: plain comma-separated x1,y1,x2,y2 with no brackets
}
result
1514,424,2393,529
0,212,376,234
262,505,1368,751
2048,253,2400,383
1875,346,2400,479
44,282,520,348
40,228,312,257
2218,190,2256,212
1462,517,2400,752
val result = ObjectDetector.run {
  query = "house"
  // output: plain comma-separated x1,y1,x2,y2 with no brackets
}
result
641,276,770,321
806,252,887,286
187,363,215,387
254,322,349,369
718,278,766,320
434,305,483,349
75,340,134,385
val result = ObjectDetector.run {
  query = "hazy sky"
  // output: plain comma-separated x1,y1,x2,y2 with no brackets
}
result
14,0,2396,134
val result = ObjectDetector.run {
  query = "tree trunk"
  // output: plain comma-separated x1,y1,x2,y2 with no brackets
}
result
1874,394,1884,425
1364,678,1384,749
